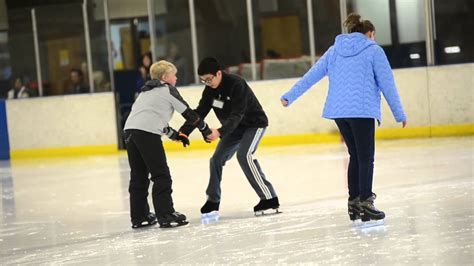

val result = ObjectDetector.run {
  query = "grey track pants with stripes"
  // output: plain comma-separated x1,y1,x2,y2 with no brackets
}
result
206,127,278,202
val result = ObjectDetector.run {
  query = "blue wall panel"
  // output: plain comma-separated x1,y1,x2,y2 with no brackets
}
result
0,100,10,160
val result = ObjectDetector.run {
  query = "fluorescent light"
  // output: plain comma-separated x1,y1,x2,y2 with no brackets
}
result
444,46,461,54
409,53,420,59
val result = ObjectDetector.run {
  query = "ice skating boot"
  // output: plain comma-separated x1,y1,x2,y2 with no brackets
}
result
360,194,385,222
200,200,220,224
200,200,220,214
131,212,157,229
254,197,281,216
158,212,189,228
348,196,361,221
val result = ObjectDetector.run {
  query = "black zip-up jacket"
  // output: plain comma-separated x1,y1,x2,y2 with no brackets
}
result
180,72,268,137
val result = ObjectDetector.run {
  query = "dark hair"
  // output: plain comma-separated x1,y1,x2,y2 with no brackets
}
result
70,68,83,77
141,52,152,68
343,13,375,34
198,57,221,75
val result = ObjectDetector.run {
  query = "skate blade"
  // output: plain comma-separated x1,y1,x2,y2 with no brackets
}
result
352,219,385,229
254,209,282,217
131,220,157,229
201,211,220,224
159,220,189,229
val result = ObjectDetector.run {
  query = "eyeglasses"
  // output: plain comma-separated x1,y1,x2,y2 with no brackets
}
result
200,75,216,85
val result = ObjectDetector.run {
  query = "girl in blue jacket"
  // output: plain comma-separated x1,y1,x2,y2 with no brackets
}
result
281,13,407,222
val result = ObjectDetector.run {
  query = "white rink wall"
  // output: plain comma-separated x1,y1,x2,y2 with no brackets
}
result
5,63,473,150
6,92,118,150
169,63,474,138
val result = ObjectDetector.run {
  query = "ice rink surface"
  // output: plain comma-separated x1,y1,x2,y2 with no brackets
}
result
1,137,472,264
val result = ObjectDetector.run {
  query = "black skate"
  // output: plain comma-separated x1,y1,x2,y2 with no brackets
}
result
360,194,385,222
254,197,281,216
200,200,220,224
158,212,189,228
131,212,157,229
348,196,361,221
200,200,220,214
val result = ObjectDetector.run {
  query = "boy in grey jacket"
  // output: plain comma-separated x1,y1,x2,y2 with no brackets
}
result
124,60,211,228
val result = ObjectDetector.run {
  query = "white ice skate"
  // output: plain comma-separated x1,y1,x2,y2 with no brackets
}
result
201,211,220,224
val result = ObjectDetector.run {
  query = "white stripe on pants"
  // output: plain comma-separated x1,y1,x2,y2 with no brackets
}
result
246,128,272,199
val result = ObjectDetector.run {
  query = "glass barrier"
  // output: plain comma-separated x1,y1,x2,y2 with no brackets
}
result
152,0,193,86
3,0,472,100
88,0,112,92
2,8,38,99
312,0,342,55
346,0,427,68
0,31,11,99
194,0,251,80
252,0,312,80
433,0,474,65
36,3,88,95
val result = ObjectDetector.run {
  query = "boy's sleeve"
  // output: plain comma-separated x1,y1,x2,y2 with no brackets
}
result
193,89,213,120
372,46,406,122
166,85,189,113
166,86,207,130
178,88,213,136
281,46,332,106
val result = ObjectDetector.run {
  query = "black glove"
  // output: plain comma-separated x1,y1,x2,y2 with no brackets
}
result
163,127,190,147
199,123,212,143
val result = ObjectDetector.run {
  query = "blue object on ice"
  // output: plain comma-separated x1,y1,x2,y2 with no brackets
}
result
0,100,10,160
351,219,386,234
201,211,220,224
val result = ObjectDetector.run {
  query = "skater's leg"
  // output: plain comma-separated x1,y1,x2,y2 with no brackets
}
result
132,130,174,216
348,118,375,200
335,119,359,199
236,128,277,200
124,130,151,221
206,133,241,202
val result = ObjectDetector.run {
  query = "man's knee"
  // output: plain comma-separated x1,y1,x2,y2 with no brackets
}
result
129,179,149,192
358,151,374,163
151,178,172,193
236,150,248,165
149,170,171,183
210,154,227,167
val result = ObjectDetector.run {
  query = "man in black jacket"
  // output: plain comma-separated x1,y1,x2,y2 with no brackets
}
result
180,57,279,216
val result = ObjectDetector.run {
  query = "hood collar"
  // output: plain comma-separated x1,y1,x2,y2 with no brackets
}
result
334,32,376,57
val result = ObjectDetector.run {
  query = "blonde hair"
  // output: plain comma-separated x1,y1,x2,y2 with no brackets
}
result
150,60,177,80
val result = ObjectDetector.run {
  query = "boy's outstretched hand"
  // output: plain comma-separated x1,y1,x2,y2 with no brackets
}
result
176,132,190,147
281,98,289,107
199,123,212,143
163,126,190,147
207,128,220,142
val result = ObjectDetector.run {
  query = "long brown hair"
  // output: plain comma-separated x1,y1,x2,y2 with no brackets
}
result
343,13,375,34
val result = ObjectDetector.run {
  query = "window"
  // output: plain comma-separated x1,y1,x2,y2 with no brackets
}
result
195,0,251,80
312,0,341,55
4,8,38,98
152,0,193,86
36,3,88,95
88,0,112,92
346,0,427,68
433,0,474,65
0,32,11,98
252,0,313,80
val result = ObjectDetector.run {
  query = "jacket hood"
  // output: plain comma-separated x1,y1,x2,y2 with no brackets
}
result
140,80,166,92
334,32,376,57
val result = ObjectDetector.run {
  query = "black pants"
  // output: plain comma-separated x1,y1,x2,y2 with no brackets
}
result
206,127,278,202
124,129,174,219
335,118,375,200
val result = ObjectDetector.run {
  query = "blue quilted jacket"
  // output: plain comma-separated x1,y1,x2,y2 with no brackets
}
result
281,32,406,123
